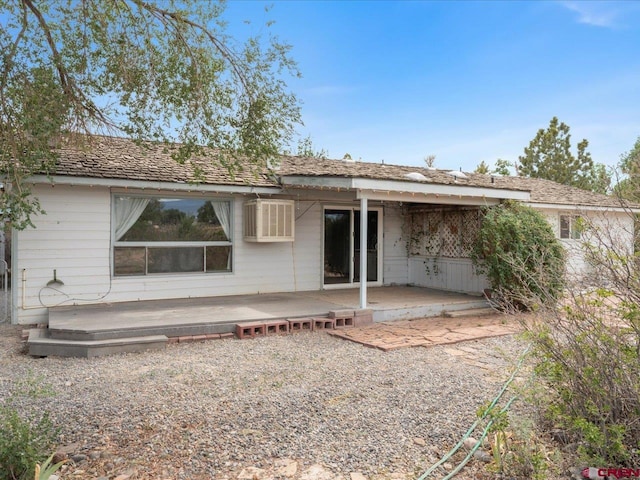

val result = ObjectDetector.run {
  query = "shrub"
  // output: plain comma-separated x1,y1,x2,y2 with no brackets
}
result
480,405,557,480
0,407,58,480
519,208,640,466
0,374,59,480
471,201,566,310
528,289,640,465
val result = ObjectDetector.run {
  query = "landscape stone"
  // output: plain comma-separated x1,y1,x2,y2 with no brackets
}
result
70,454,88,464
275,459,298,477
473,449,492,463
300,464,338,480
463,437,478,450
237,466,268,480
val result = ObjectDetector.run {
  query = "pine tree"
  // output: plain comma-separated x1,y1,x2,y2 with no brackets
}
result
518,117,609,192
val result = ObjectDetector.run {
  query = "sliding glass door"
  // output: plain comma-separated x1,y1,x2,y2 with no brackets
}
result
323,207,381,286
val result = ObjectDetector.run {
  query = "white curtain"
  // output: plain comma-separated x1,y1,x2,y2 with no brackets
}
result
114,197,149,241
212,201,231,240
212,201,232,269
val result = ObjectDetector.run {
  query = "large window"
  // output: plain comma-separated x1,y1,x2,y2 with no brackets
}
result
113,196,232,276
560,214,582,240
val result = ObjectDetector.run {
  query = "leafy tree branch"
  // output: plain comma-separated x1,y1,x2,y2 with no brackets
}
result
0,0,302,229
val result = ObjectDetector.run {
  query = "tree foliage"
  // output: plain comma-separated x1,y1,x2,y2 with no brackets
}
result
493,158,513,176
471,201,566,310
475,158,513,176
518,117,610,193
616,136,640,201
293,135,328,159
423,154,436,168
474,160,490,174
0,0,301,229
523,211,640,466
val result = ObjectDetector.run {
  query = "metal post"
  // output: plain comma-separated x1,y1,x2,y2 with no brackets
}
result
359,196,368,309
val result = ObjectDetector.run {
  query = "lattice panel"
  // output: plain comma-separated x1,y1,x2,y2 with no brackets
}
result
423,211,442,255
409,212,425,256
441,211,461,257
460,210,481,256
409,208,482,258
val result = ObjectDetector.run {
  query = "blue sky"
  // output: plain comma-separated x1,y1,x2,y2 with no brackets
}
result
223,0,640,172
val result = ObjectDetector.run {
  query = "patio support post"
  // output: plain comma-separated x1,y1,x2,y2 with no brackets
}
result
359,195,368,309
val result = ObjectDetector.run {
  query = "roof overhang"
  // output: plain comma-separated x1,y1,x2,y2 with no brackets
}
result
280,175,530,205
27,174,282,195
525,201,640,214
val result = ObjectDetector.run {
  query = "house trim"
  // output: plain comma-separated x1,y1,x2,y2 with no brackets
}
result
280,175,531,202
27,174,281,195
524,201,635,213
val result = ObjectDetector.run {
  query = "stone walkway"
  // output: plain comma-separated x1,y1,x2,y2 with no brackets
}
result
328,312,519,351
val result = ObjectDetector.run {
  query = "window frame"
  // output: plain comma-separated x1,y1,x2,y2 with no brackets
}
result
559,214,582,240
111,193,234,277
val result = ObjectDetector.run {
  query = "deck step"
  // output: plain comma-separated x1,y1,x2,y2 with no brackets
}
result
443,307,496,318
27,329,167,358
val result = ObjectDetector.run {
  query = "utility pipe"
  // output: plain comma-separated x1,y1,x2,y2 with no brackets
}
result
21,269,44,310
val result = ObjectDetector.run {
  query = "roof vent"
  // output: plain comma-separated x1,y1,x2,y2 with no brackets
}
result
446,170,468,179
404,172,430,181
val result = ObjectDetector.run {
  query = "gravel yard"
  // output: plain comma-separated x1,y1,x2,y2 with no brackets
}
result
0,323,527,480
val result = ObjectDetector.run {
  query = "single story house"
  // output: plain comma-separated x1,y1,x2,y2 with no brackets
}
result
11,135,634,327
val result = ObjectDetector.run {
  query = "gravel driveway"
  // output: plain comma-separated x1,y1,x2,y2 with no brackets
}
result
0,324,526,480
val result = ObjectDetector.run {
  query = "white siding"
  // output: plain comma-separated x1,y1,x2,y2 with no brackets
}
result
18,183,631,325
405,206,635,293
14,187,325,324
291,201,323,291
409,256,490,293
382,205,408,285
14,185,112,324
533,206,636,281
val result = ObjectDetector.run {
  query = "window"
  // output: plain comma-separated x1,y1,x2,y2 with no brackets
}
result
560,214,582,240
113,196,232,276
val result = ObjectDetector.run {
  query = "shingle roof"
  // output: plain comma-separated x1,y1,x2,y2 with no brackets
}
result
278,156,624,208
53,135,275,187
50,135,625,208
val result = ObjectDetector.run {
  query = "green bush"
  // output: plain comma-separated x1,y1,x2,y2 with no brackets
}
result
0,407,58,480
0,374,59,480
529,289,640,466
522,207,640,466
471,201,566,310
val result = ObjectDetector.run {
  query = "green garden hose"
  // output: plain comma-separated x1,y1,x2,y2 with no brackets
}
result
416,344,530,480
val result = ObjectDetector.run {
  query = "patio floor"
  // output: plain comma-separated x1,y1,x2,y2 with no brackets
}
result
30,287,506,357
48,286,488,335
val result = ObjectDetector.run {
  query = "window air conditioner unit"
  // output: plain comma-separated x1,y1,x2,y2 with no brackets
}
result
244,199,295,242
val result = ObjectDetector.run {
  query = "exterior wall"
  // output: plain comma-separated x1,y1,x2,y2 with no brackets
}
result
13,185,324,324
404,204,636,294
382,204,408,285
409,256,489,293
406,207,488,294
13,185,112,324
19,182,631,325
12,185,418,325
534,206,635,281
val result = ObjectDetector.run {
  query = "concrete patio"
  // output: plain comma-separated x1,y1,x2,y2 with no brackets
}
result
47,286,488,335
28,286,490,357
